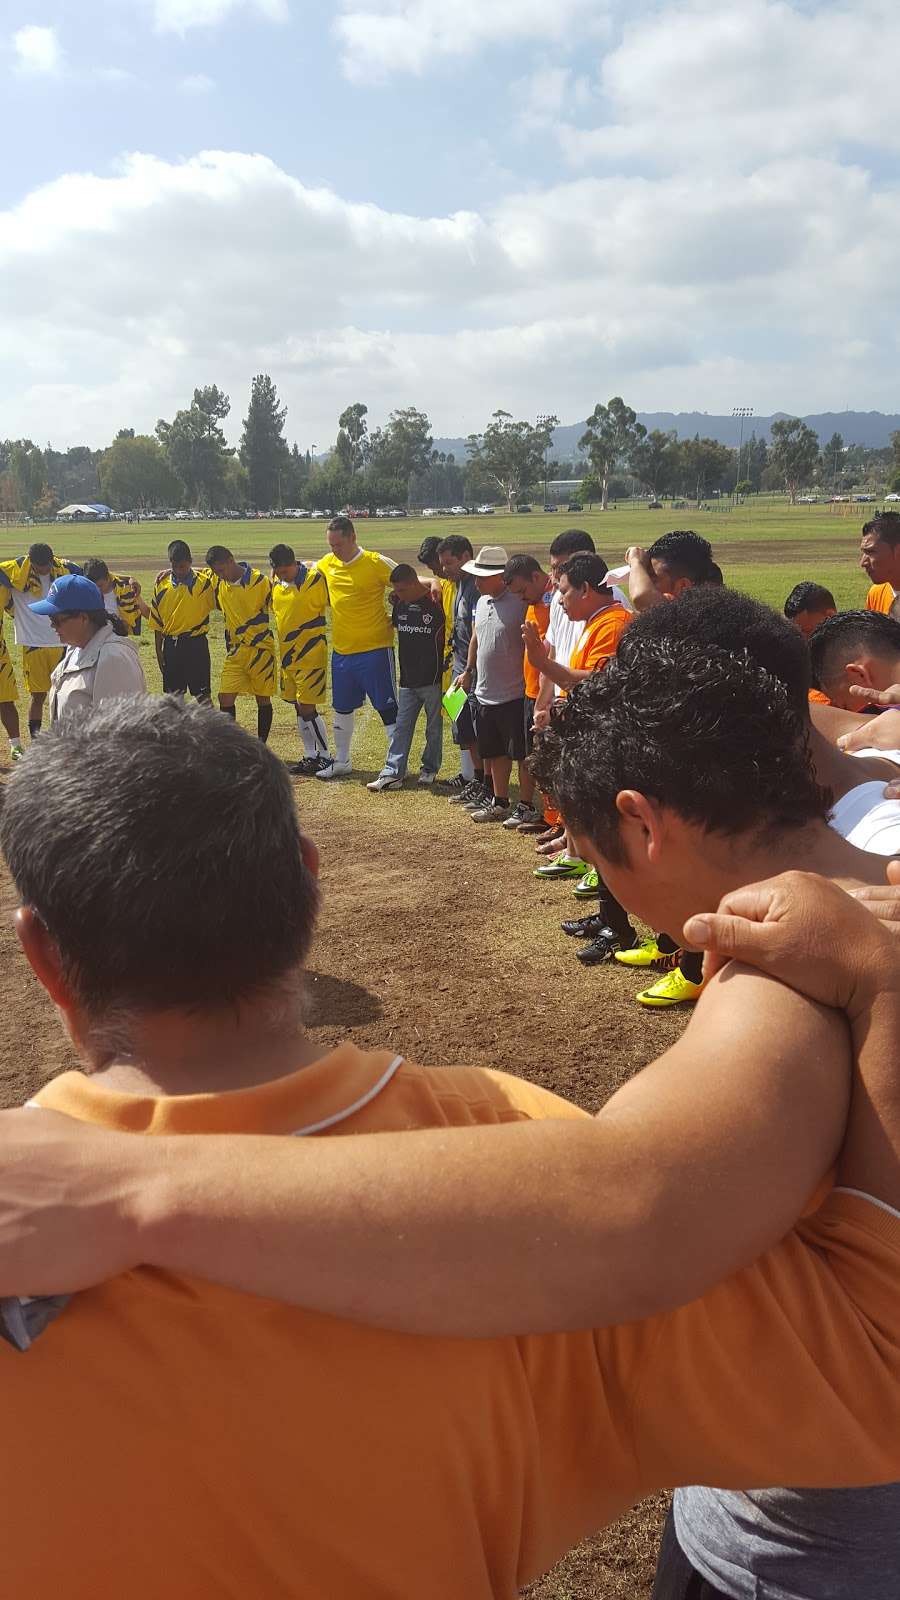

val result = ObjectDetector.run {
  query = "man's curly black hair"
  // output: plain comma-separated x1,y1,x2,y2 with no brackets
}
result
618,585,814,715
530,635,830,864
647,529,714,585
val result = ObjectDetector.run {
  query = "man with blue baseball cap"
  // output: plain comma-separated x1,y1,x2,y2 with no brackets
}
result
30,574,145,725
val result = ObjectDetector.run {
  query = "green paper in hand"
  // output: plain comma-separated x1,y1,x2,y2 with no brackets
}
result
442,688,468,722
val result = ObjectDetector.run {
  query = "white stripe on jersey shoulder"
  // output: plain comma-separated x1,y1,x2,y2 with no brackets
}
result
833,1186,900,1222
25,1055,407,1137
291,1055,404,1135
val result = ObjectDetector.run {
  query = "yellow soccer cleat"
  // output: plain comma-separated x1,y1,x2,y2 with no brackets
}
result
636,967,704,1008
615,938,672,968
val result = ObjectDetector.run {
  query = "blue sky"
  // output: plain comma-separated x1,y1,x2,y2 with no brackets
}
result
2,0,899,448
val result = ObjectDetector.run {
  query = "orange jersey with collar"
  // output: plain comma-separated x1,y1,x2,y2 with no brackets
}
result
867,583,896,615
4,1052,900,1599
569,603,631,675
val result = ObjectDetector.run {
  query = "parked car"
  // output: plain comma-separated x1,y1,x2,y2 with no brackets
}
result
797,495,819,504
648,500,663,510
566,501,583,512
515,503,532,513
476,504,495,515
885,493,900,503
542,504,558,513
855,494,876,503
450,505,468,516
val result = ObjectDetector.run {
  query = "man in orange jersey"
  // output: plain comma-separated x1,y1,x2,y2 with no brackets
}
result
2,698,900,1597
503,552,553,830
809,610,900,711
861,510,900,613
523,553,630,690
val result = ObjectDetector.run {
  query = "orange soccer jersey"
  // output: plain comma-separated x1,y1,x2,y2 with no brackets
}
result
5,1052,900,1599
569,602,631,676
866,582,895,615
523,599,552,699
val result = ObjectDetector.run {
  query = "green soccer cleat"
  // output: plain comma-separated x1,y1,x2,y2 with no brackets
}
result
572,867,600,898
533,853,587,880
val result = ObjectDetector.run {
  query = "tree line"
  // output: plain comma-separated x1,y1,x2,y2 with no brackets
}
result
3,380,900,521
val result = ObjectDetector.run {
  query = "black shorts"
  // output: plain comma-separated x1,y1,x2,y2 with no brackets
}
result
451,692,477,748
473,696,527,761
162,634,211,699
524,695,536,756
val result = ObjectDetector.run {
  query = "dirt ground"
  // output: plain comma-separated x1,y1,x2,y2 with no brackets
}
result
0,757,689,1598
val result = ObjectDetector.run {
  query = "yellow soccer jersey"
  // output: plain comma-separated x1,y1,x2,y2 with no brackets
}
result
207,563,275,658
271,564,328,672
110,574,143,635
0,554,81,595
0,589,17,704
316,548,395,654
149,569,217,637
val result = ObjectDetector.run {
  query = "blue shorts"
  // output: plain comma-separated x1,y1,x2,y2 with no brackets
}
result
331,647,398,724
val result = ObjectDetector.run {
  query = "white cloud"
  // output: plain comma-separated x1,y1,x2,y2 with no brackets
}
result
150,0,286,34
179,72,215,91
335,0,603,81
12,23,62,74
2,142,900,449
558,0,900,168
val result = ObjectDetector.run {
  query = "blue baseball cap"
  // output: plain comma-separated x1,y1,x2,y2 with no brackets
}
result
30,574,105,616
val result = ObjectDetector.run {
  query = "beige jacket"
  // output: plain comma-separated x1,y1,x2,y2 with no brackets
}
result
49,624,145,724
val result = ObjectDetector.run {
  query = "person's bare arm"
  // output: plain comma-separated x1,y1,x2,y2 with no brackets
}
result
0,942,853,1333
625,547,661,612
453,627,477,691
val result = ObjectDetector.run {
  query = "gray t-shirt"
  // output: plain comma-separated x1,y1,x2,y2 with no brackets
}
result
473,588,526,705
674,1483,900,1599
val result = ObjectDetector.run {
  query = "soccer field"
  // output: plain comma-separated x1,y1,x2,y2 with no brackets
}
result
0,499,876,1599
0,498,870,763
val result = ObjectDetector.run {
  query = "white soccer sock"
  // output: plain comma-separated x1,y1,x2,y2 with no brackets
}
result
333,711,355,765
297,714,318,758
312,714,329,753
460,749,475,781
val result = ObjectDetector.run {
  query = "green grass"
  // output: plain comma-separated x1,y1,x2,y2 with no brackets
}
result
0,498,873,767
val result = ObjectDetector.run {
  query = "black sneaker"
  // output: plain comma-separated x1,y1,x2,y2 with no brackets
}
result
576,930,638,966
561,913,612,939
449,779,483,807
444,774,469,794
286,755,328,777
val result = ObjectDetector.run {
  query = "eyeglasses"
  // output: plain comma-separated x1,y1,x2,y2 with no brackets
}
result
49,612,81,631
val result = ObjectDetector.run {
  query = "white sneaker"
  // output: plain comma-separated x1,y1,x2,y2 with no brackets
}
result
417,772,437,787
315,759,352,781
367,774,403,791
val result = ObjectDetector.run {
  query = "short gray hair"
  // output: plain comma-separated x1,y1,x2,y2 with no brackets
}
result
0,696,319,1018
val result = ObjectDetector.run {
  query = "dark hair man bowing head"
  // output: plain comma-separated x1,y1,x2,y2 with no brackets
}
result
205,545,276,741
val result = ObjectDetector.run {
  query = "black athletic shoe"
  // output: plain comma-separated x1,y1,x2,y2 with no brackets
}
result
576,930,638,966
444,774,469,794
286,755,329,777
561,912,612,939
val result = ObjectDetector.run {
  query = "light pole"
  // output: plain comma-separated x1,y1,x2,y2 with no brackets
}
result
536,413,552,506
732,406,753,501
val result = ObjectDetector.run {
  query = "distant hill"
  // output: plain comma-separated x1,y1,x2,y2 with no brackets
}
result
432,410,900,459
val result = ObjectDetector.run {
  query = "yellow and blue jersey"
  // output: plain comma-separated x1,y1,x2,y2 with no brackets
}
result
207,563,275,660
109,573,143,635
149,569,217,638
271,565,327,672
316,548,394,654
0,554,81,595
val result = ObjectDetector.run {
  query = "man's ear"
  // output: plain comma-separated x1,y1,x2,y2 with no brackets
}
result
299,836,320,881
615,789,665,864
845,657,875,691
15,907,71,1006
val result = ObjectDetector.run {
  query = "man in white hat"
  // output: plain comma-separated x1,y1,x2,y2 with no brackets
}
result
453,545,528,822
